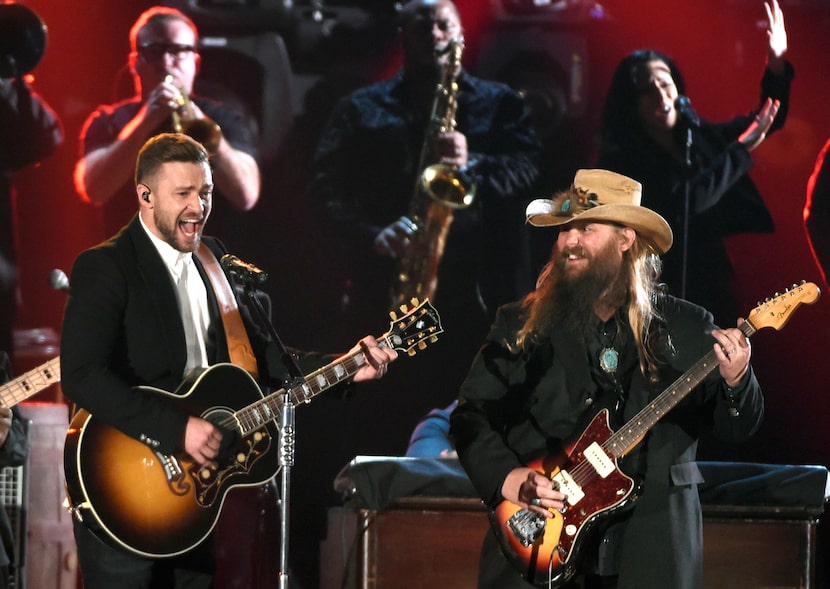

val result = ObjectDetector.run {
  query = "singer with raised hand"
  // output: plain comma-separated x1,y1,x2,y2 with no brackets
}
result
597,0,791,325
73,6,261,239
60,133,397,589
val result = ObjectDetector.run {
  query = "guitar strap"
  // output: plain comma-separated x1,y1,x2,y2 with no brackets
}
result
196,243,259,379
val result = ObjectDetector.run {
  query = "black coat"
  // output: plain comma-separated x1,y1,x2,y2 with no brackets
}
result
598,64,793,325
60,217,327,455
312,69,543,323
450,296,764,588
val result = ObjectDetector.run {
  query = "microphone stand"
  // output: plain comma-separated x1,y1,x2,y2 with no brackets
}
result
680,126,692,299
239,279,304,589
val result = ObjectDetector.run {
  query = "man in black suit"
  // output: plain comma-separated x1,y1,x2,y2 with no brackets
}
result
60,133,397,588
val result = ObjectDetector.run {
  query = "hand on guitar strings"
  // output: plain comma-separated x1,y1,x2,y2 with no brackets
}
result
502,467,568,517
184,415,223,468
712,318,752,388
354,335,398,382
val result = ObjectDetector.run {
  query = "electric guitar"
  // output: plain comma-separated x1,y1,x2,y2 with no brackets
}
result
63,299,443,558
491,282,820,587
0,356,61,407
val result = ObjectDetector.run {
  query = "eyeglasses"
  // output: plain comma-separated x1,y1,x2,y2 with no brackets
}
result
137,43,197,62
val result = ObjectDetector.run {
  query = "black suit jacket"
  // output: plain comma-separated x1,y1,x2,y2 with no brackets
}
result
450,296,764,588
60,216,325,455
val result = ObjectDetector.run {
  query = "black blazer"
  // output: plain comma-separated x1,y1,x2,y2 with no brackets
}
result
60,216,322,454
450,297,764,587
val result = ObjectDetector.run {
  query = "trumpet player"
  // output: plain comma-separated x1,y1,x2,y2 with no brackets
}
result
74,6,261,238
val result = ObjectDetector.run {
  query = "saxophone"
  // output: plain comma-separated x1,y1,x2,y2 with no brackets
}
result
392,37,476,311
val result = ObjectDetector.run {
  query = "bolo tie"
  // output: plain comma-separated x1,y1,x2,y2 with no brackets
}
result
599,320,627,417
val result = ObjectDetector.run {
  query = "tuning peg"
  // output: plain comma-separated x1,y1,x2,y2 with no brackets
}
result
429,335,438,343
399,304,409,314
407,349,417,357
418,341,427,350
389,310,398,320
410,297,420,307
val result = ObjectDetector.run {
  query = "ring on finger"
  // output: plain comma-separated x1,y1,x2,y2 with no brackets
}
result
530,497,542,507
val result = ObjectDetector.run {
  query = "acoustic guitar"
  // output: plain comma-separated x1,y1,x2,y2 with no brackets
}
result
63,299,442,558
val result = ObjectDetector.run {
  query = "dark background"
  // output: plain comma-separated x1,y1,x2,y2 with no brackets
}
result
9,0,830,586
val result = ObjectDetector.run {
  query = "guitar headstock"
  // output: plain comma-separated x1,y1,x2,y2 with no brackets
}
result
386,298,444,356
746,281,821,333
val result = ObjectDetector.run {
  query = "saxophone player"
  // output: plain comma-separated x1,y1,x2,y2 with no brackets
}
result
309,0,543,533
313,0,542,326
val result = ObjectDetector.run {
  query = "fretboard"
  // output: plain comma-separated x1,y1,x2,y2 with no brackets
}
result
606,320,757,457
0,356,61,407
231,343,375,436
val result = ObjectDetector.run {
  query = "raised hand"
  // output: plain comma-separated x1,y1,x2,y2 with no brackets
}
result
738,97,780,152
765,0,787,63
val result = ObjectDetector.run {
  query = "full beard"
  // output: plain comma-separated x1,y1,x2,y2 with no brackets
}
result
535,243,629,339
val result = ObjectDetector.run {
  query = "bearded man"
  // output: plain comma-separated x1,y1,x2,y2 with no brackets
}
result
449,169,764,589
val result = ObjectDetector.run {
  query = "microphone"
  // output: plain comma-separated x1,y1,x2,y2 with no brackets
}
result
220,254,268,285
49,268,70,292
674,95,700,128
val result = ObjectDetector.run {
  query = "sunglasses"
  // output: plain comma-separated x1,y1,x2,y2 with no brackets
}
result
137,43,197,62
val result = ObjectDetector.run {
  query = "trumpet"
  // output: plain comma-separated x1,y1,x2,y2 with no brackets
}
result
165,75,222,155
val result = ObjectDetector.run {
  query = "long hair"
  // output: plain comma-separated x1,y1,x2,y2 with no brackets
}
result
516,232,665,378
598,49,687,161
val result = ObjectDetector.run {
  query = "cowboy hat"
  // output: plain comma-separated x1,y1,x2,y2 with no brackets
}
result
525,169,673,254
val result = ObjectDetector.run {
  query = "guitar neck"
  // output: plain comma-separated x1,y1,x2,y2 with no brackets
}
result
0,356,61,407
607,321,756,457
231,334,388,436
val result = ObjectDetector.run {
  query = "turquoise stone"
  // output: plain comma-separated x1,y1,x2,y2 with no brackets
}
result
599,347,619,373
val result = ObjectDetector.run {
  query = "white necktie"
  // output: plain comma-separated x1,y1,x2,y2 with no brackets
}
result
176,256,208,376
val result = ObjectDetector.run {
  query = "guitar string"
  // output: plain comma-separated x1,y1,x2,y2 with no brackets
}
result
209,346,373,434
562,337,747,487
197,308,435,443
2,358,61,404
524,296,787,578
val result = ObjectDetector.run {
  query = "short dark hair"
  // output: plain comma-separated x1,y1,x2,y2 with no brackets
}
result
135,133,208,187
